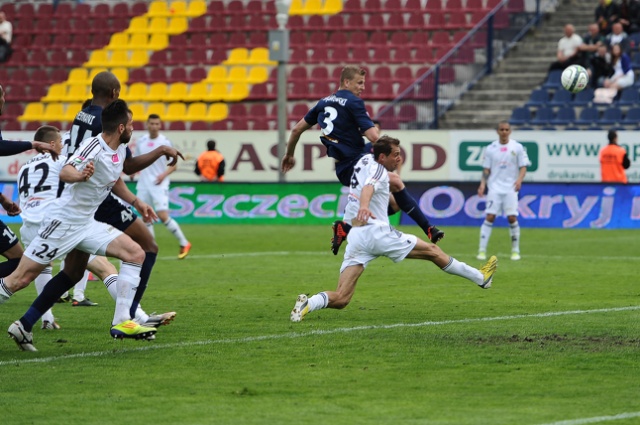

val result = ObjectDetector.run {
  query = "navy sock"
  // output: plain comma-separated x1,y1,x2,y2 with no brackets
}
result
130,251,156,318
393,188,432,233
0,258,20,278
20,271,74,332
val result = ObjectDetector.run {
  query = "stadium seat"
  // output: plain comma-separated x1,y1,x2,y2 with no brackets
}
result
572,88,594,106
623,106,640,125
164,102,187,122
146,102,167,118
525,89,549,107
42,103,66,121
617,87,640,106
126,83,148,102
530,106,554,125
548,89,573,107
542,70,563,89
66,85,89,102
550,106,576,125
184,103,208,121
168,121,187,130
226,83,250,101
397,104,418,122
575,106,600,126
599,107,623,125
165,83,188,102
42,83,67,103
247,67,269,84
509,107,531,125
207,103,229,122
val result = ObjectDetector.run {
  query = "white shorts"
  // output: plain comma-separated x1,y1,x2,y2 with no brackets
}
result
24,218,122,265
137,185,169,212
484,191,519,217
341,223,417,273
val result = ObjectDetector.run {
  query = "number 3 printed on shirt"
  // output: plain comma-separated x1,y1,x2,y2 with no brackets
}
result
320,106,338,137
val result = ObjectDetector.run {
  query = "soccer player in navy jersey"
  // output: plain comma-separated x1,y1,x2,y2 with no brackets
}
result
0,84,59,280
62,72,181,329
281,66,444,255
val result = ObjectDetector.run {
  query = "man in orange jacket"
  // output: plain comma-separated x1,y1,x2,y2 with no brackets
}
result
195,140,225,182
600,130,630,183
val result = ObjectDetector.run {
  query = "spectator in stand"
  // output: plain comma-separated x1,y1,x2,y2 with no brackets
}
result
596,0,620,35
605,22,630,51
603,43,634,89
549,24,584,71
589,44,614,87
600,130,630,183
195,140,225,182
578,23,606,67
0,11,12,63
617,0,640,34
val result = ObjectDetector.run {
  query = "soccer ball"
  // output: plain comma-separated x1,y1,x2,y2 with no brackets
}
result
561,65,589,93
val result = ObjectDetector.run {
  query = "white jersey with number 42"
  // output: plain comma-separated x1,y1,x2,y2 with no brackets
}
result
18,153,67,225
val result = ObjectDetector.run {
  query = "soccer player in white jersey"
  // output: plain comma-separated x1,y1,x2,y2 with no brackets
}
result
476,121,531,261
135,114,191,259
290,136,498,322
2,100,159,351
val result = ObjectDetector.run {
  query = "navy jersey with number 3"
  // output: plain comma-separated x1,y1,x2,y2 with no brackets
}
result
304,89,374,163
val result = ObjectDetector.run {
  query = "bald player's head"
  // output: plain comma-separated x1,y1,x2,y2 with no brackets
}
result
91,71,121,102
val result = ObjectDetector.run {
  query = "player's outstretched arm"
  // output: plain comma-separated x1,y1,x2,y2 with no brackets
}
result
0,140,58,160
0,194,20,216
281,118,313,173
123,146,184,175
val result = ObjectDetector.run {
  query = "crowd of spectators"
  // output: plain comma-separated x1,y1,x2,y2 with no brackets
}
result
0,11,12,63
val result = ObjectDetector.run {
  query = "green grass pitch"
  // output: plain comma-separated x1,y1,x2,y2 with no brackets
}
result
0,224,638,425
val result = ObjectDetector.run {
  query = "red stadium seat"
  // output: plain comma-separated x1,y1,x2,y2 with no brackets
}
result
397,104,418,122
229,120,249,130
191,121,211,130
346,14,366,29
188,67,207,83
228,104,248,120
373,66,392,83
251,119,270,130
394,66,414,86
431,32,451,47
309,31,328,45
406,12,426,30
466,0,486,11
247,32,267,48
368,32,387,47
367,13,385,30
1,120,22,131
131,2,148,16
288,81,311,100
307,15,325,31
211,121,228,130
389,32,409,47
246,0,263,14
227,0,245,15
350,31,368,46
425,12,445,30
129,68,148,84
168,122,186,130
367,0,383,11
207,1,224,15
326,14,345,31
445,0,463,11
247,83,275,101
351,48,370,63
167,68,187,84
391,47,412,64
371,47,391,62
343,0,362,12
110,2,129,17
328,32,348,47
290,66,309,83
310,67,330,83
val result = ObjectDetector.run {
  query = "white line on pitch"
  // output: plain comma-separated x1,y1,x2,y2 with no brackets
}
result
0,305,638,367
536,411,640,425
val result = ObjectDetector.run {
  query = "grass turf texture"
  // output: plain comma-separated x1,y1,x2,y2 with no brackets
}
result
0,224,638,425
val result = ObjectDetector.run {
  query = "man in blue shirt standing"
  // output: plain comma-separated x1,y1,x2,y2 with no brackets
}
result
281,66,444,255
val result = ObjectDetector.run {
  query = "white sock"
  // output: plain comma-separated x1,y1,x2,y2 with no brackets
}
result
112,262,141,325
73,270,89,302
103,274,118,301
164,218,189,246
509,221,520,253
307,292,329,312
442,257,483,286
0,278,12,304
146,223,155,238
135,305,149,324
479,220,493,252
35,266,55,323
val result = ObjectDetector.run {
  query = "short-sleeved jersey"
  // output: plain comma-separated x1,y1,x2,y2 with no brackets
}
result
482,139,530,195
343,153,390,226
134,133,172,189
17,153,67,225
50,135,127,225
304,89,375,163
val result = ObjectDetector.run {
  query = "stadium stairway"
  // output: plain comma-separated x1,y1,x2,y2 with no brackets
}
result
439,0,595,129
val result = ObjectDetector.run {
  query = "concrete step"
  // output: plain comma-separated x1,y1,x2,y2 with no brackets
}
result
448,100,524,111
462,89,532,101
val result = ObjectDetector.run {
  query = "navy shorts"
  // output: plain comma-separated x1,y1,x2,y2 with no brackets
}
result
0,219,19,253
94,194,137,232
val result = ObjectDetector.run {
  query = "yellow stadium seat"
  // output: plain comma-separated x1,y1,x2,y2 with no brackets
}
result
128,103,146,121
148,33,169,51
111,67,129,84
185,102,208,121
206,103,228,122
205,66,227,84
88,68,108,81
227,66,248,83
64,102,82,121
247,66,269,84
67,68,89,86
166,83,188,102
148,1,171,17
168,1,187,16
125,83,148,102
323,0,343,14
42,83,67,103
225,82,250,102
146,82,168,102
148,17,169,34
164,102,187,121
127,16,149,34
108,51,130,67
167,17,188,34
224,48,249,66
247,48,276,66
304,0,324,14
129,51,149,68
208,83,228,102
184,0,207,17
127,33,149,50
289,0,304,15
18,103,45,122
185,82,208,102
146,102,167,118
119,85,129,99
84,50,109,68
42,103,66,121
66,85,89,102
107,33,130,50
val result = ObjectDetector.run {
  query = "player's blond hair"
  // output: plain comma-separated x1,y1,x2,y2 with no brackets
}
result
339,66,366,87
